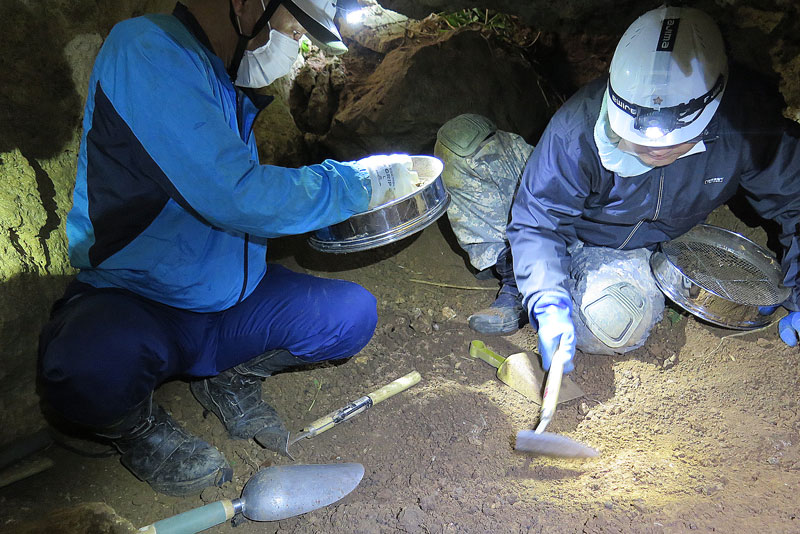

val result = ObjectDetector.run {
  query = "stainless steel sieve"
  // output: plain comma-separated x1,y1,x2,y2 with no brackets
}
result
650,224,790,330
308,155,449,253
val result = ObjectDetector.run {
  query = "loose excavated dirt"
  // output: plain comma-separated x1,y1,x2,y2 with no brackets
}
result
1,216,798,534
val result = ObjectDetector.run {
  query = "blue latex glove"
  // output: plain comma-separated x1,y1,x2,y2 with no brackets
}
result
758,306,800,347
534,301,577,374
778,311,800,347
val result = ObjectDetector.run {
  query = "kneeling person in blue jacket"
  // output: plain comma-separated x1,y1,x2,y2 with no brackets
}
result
38,0,417,496
435,6,800,373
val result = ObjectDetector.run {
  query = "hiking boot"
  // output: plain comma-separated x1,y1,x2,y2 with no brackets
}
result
191,367,286,441
473,267,497,281
468,285,527,335
97,397,231,497
233,349,308,378
191,350,306,452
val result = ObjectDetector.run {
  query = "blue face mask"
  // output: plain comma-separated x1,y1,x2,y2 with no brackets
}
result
235,29,300,88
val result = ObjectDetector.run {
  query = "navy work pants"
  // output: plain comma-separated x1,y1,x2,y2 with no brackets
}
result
38,264,377,427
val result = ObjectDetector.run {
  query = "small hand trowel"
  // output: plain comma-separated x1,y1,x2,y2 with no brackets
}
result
468,340,583,405
138,463,364,533
286,371,422,456
258,372,421,459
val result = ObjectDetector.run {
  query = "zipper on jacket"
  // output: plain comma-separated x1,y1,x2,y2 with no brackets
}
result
618,168,665,249
651,168,665,222
237,234,250,304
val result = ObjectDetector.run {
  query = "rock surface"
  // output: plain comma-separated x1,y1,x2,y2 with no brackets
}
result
0,1,799,531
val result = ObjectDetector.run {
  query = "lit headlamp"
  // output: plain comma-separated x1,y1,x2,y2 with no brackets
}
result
608,74,725,139
331,0,365,24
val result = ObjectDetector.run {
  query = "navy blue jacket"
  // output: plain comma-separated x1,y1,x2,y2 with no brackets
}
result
509,70,800,314
66,6,370,312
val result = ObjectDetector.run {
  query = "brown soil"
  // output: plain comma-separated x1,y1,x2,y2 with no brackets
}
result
2,217,799,534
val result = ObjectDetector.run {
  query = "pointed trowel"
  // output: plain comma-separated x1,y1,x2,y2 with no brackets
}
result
468,340,583,405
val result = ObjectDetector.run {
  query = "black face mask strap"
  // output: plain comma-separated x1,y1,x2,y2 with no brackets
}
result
227,0,283,81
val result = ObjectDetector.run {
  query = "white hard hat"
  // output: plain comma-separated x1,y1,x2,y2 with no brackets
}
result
283,0,347,54
606,5,728,147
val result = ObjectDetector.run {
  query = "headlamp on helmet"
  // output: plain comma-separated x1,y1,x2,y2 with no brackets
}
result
608,74,725,140
604,6,728,147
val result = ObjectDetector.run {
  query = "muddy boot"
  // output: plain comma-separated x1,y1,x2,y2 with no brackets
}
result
473,266,497,280
96,396,232,497
468,285,528,335
191,350,306,454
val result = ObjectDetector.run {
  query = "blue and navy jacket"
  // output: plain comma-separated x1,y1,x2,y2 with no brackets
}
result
509,69,800,314
67,5,370,312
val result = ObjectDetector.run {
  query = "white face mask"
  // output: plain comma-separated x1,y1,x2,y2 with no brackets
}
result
235,29,300,88
593,95,654,177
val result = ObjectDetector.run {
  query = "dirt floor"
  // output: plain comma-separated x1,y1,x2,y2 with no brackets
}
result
1,214,799,534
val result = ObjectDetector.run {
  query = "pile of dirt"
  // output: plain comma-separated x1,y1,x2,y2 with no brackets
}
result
2,218,798,534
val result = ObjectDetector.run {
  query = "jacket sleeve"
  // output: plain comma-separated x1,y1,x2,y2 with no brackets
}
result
737,117,800,311
98,27,370,238
507,115,591,317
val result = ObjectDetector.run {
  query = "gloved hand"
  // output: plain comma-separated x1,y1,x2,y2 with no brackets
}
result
758,305,779,315
778,311,800,347
534,302,577,374
357,154,418,209
758,306,800,347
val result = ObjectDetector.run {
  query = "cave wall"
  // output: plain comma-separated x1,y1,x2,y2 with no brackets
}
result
0,0,175,439
379,0,800,116
0,0,798,441
316,27,561,160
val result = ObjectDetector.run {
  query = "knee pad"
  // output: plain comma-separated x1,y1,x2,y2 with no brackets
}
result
436,114,496,157
579,281,647,348
569,247,665,354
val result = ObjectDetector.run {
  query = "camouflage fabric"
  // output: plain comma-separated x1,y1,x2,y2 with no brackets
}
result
568,245,665,355
434,131,534,271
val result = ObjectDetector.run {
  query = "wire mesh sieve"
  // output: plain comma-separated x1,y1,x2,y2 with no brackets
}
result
651,224,790,329
661,238,785,305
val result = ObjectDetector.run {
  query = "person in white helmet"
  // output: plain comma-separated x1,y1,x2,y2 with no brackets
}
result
437,5,800,374
37,0,418,496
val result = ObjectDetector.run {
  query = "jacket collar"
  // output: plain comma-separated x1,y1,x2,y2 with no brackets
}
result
172,3,273,110
172,2,215,55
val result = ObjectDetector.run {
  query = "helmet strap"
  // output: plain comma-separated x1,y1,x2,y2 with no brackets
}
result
227,0,282,81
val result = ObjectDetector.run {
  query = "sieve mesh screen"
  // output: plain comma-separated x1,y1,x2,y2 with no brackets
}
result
661,239,783,305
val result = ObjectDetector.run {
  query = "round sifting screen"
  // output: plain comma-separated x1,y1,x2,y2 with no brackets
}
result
661,230,785,306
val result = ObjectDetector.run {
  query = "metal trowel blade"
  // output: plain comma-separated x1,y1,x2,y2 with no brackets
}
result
254,428,293,458
515,430,598,458
243,463,365,521
500,352,585,405
497,352,543,404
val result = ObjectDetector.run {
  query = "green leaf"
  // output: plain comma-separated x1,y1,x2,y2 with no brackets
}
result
299,35,311,55
667,308,683,325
